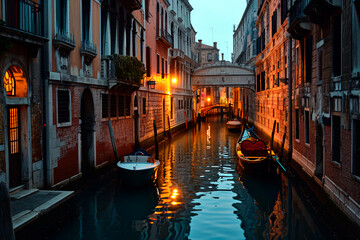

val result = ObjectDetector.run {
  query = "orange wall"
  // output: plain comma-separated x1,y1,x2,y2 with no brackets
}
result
69,0,81,75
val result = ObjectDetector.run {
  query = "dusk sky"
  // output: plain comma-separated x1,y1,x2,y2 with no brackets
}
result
190,0,247,61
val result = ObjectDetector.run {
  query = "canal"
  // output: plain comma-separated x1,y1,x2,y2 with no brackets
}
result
45,115,359,240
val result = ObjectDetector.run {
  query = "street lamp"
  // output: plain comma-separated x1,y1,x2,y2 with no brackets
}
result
207,97,211,102
172,78,177,83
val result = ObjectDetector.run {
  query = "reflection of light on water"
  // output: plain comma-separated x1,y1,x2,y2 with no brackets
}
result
207,124,211,149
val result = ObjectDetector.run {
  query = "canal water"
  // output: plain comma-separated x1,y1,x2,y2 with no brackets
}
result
47,115,359,240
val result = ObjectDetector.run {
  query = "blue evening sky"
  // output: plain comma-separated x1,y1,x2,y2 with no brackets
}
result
190,0,247,61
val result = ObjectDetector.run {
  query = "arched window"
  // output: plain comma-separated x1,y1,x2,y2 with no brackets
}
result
3,66,27,97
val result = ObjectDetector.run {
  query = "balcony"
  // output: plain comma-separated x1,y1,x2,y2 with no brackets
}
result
0,0,47,54
123,0,142,12
287,0,311,40
304,0,341,25
157,31,173,48
171,49,184,59
80,40,97,59
53,32,75,52
101,55,144,92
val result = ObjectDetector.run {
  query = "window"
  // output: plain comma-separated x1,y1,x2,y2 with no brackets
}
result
110,94,117,117
118,95,125,116
165,60,167,76
352,1,360,73
125,95,131,116
102,93,108,118
4,68,15,96
140,30,144,62
272,10,277,37
332,115,341,163
157,54,160,74
57,89,71,125
295,109,299,140
132,20,137,57
161,57,164,79
82,0,91,42
332,13,342,77
353,119,360,176
171,97,174,119
56,0,67,34
146,47,151,77
318,49,323,81
304,109,310,144
143,98,146,114
305,36,313,83
207,53,212,62
277,122,279,133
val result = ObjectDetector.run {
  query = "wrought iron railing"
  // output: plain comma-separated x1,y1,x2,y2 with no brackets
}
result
289,0,309,25
81,40,97,57
54,31,75,48
4,0,43,36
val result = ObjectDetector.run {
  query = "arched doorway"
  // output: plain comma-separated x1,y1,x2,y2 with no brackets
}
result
3,65,28,188
134,95,139,148
81,88,95,172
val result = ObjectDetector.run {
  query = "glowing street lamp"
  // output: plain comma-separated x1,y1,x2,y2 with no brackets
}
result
207,97,211,102
172,78,177,83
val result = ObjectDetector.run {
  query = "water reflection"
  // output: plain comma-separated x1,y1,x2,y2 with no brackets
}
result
48,116,359,240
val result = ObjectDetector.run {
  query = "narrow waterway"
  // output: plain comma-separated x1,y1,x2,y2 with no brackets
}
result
46,115,358,240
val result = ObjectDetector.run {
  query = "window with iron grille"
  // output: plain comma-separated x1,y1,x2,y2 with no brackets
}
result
57,89,71,125
110,94,117,117
118,95,125,116
143,97,146,115
102,93,108,118
295,109,299,140
305,109,310,144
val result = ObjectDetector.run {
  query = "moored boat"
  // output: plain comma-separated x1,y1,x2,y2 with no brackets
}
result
117,149,160,187
226,119,242,132
236,126,275,174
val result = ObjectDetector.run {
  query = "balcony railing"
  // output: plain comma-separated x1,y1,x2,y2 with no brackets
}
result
171,49,184,59
101,55,144,91
289,0,308,25
288,0,311,40
53,31,75,51
157,31,173,47
80,40,97,59
4,0,43,36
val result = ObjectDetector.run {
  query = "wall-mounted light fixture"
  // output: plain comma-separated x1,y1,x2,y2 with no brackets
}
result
147,78,156,89
172,78,177,83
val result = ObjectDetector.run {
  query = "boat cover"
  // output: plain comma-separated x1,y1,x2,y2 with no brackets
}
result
241,140,268,156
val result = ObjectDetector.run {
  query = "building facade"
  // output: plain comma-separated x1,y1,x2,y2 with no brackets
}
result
232,0,258,69
243,0,360,225
168,0,198,128
0,0,47,189
194,40,219,67
287,0,360,225
254,0,289,150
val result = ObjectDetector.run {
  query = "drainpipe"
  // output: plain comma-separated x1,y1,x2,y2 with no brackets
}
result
287,23,293,162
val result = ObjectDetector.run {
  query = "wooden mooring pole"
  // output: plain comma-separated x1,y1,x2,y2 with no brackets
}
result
167,115,171,139
270,120,276,150
184,111,188,129
0,182,15,240
153,120,159,159
108,120,119,162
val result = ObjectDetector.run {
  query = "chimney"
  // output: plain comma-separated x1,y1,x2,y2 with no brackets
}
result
222,53,224,61
199,39,202,46
213,42,217,49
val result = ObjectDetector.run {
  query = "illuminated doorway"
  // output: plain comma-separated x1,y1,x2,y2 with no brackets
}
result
3,65,28,188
